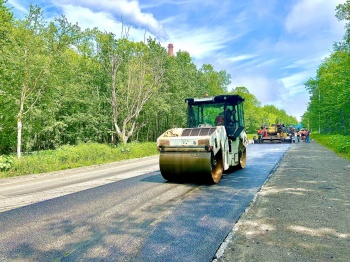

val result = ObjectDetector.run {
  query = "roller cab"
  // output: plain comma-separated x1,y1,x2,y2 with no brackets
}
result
157,95,248,184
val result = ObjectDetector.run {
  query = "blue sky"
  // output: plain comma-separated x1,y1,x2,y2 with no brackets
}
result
7,0,346,121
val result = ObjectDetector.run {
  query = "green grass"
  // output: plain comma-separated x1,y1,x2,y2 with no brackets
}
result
0,142,158,178
311,134,350,161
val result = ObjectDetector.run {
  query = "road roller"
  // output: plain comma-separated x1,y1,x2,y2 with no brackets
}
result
156,94,248,184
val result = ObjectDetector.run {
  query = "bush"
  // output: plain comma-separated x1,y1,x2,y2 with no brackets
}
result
0,155,13,172
312,134,350,159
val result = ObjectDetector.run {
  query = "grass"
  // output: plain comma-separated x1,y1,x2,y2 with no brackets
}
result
0,142,158,178
311,133,350,161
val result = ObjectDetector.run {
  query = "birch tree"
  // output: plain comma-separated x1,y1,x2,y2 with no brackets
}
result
116,38,166,143
96,31,167,143
1,6,50,159
1,5,79,158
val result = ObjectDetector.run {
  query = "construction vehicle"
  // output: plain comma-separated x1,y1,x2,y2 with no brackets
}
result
156,94,248,184
254,123,292,143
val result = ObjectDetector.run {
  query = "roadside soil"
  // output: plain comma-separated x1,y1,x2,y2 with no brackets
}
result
217,140,350,261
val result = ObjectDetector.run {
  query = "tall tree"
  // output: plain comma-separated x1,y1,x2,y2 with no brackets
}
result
116,38,167,143
96,32,167,143
0,0,16,153
199,64,230,95
336,0,350,44
1,5,80,158
305,50,350,134
1,5,50,158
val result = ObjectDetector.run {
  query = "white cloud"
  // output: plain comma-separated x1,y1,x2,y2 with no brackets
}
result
231,75,286,104
228,54,259,63
285,0,346,37
55,0,168,40
7,0,28,15
59,4,154,42
60,5,120,31
166,26,234,59
281,71,313,91
230,72,310,121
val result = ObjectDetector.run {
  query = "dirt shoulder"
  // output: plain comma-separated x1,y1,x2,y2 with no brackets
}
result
218,140,350,261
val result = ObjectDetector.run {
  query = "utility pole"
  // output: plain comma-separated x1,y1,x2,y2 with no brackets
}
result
318,88,321,134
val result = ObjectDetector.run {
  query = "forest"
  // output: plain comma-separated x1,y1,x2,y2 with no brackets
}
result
4,0,349,160
303,1,350,136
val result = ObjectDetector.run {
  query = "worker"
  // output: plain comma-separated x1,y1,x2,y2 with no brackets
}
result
257,127,264,143
215,115,224,125
262,125,268,137
296,130,300,142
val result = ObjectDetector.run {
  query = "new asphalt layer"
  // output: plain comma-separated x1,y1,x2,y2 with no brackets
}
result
216,140,350,262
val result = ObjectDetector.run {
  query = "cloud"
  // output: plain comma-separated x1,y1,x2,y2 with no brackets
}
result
55,0,168,40
281,73,310,91
285,0,345,37
166,26,235,59
7,0,29,16
231,75,286,104
228,54,259,63
60,5,119,31
229,71,310,121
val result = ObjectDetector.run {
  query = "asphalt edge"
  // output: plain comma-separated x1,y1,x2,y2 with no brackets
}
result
212,144,290,261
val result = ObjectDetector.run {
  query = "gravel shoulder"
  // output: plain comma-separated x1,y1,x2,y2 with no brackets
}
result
218,140,350,262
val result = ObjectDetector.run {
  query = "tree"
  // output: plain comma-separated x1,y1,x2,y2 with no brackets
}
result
0,5,80,158
199,64,230,95
96,31,168,143
116,38,167,143
0,5,50,158
302,1,350,135
231,86,262,133
336,0,350,44
0,0,16,154
305,50,350,134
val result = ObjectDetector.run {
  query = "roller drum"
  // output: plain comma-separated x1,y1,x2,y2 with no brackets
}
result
159,151,223,184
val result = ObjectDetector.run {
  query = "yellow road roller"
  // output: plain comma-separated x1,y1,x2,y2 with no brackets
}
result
156,94,248,184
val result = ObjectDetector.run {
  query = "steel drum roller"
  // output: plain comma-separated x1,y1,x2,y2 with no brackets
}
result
159,151,223,184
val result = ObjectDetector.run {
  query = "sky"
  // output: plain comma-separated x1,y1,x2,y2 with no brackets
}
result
6,0,347,121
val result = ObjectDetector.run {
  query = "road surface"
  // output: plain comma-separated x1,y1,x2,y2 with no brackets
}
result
0,143,290,261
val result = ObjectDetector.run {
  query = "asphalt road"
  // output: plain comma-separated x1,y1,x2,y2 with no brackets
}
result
0,143,290,261
217,141,350,262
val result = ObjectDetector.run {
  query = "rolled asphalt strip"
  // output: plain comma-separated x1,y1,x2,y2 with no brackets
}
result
216,140,350,262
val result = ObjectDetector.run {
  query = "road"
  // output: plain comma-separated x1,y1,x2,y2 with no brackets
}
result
0,143,290,261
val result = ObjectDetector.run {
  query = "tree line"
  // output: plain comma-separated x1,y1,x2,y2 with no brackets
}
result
303,1,350,135
0,1,297,158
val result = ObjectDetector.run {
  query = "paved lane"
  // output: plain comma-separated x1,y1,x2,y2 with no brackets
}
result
0,156,159,212
0,144,290,261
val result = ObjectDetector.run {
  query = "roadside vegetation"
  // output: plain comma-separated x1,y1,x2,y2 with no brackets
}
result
311,134,350,161
0,142,158,178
